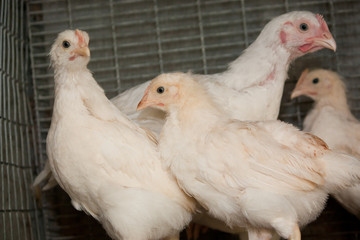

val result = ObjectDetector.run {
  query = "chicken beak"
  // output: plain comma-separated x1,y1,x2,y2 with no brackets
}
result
137,83,156,111
137,96,157,111
137,94,163,111
137,85,154,111
312,32,337,52
73,47,90,57
291,69,309,99
137,97,148,111
290,89,304,99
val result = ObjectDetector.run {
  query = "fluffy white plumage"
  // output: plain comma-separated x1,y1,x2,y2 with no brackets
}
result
137,72,360,240
33,11,336,239
46,30,195,240
291,68,360,218
34,11,335,190
113,11,336,135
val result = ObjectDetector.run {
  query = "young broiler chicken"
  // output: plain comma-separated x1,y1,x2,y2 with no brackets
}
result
137,72,360,240
46,29,195,240
113,11,336,135
291,69,360,218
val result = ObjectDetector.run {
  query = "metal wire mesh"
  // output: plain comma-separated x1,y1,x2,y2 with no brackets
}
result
0,0,44,239
7,0,360,239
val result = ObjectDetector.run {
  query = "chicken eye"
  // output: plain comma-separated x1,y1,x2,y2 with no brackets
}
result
157,86,165,94
299,23,308,31
312,78,319,84
62,41,71,48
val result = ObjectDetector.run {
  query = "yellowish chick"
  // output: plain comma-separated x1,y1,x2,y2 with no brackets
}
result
291,68,360,217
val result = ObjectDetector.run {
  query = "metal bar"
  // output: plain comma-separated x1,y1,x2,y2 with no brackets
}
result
0,161,32,169
0,0,5,236
328,0,340,72
109,0,121,94
17,1,31,233
30,22,126,36
0,1,6,234
11,2,23,238
29,18,68,26
196,0,208,74
115,0,198,11
26,0,46,189
153,0,164,73
4,2,14,239
284,0,289,12
28,8,66,16
37,84,55,90
66,0,72,28
29,2,149,17
240,0,249,47
29,0,65,4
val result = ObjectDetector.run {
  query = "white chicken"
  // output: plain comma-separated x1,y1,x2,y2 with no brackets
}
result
291,68,360,218
137,72,360,240
113,11,336,135
46,29,195,240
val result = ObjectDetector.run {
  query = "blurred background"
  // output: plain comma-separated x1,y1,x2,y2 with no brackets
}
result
1,0,359,239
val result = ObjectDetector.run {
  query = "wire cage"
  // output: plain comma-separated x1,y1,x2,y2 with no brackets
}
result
1,0,43,239
1,0,360,239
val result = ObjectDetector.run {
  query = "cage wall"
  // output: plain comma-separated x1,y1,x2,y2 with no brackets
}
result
2,0,360,239
1,0,44,239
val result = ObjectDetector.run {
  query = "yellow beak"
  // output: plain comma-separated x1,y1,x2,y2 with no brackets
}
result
313,36,337,52
290,69,309,99
72,47,90,57
290,89,304,99
137,96,150,111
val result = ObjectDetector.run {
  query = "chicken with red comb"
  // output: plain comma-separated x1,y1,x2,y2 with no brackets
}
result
113,11,336,136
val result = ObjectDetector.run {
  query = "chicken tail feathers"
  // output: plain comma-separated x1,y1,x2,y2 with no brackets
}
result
32,161,55,191
323,152,360,194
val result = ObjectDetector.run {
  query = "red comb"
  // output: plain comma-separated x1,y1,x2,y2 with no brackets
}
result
316,14,330,32
75,29,85,46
